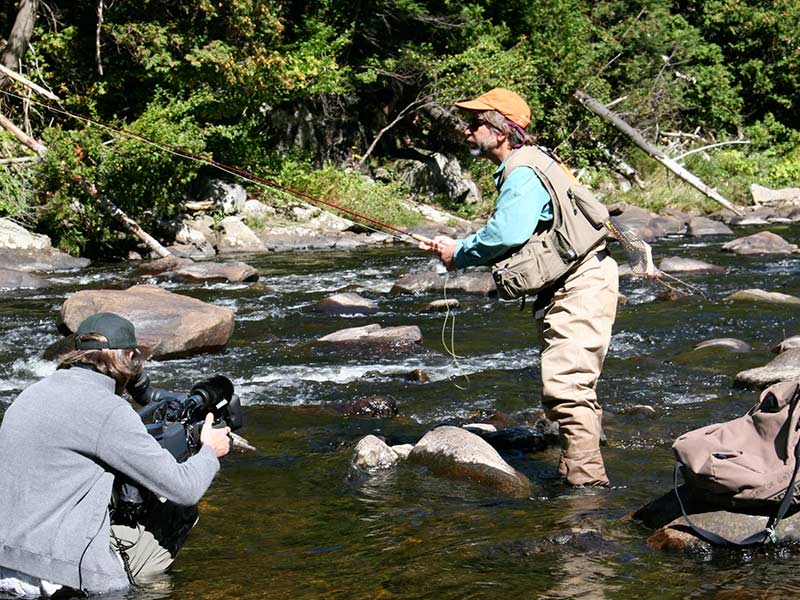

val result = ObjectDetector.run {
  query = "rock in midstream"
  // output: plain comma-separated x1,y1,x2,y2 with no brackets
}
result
58,284,234,359
408,426,532,498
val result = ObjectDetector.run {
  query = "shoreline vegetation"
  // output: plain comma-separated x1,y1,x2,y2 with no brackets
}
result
0,1,798,260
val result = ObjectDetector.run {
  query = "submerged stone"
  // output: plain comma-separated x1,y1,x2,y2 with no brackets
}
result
734,348,800,389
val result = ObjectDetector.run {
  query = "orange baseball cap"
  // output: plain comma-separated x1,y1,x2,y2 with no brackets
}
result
455,88,531,129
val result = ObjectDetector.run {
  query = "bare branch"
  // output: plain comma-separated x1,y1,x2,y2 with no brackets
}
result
0,111,47,156
357,98,431,170
0,64,59,100
674,140,751,162
95,0,104,76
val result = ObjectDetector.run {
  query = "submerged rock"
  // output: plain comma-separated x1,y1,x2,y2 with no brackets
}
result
693,338,753,353
408,426,532,498
734,348,800,388
658,256,724,274
722,231,798,255
725,289,800,305
391,271,496,296
312,292,378,315
59,284,234,359
316,323,422,345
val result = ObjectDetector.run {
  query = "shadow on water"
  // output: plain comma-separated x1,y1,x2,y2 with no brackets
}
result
1,225,800,598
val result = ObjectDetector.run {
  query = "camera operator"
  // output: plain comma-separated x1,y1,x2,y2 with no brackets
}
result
0,312,231,597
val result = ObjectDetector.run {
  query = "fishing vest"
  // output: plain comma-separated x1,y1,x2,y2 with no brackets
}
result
490,145,610,300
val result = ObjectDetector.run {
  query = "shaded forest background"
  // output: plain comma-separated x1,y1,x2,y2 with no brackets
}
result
0,0,798,256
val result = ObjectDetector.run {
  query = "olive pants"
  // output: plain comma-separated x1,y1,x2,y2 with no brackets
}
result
535,249,618,486
110,496,199,582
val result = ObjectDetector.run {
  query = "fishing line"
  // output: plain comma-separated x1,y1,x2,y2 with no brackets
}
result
439,273,470,390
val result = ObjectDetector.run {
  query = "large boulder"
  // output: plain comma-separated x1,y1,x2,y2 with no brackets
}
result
408,425,532,497
0,268,50,290
394,151,481,205
734,348,800,389
721,231,798,255
59,284,235,359
391,271,496,296
0,219,90,272
132,256,258,283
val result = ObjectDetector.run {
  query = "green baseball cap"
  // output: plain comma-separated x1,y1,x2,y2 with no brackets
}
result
75,312,138,350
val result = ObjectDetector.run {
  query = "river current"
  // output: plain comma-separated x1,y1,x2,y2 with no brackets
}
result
1,224,799,599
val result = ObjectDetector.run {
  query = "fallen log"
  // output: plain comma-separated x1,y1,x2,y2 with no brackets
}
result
73,176,173,259
574,90,743,215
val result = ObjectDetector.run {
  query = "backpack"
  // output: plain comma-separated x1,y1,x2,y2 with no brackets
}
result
672,380,800,545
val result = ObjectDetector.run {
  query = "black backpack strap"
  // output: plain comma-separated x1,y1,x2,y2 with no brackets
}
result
673,439,800,547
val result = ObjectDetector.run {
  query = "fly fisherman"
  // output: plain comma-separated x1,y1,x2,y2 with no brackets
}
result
421,88,619,486
0,312,231,596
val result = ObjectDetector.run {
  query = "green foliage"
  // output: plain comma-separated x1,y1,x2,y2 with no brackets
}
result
275,159,423,231
34,94,209,255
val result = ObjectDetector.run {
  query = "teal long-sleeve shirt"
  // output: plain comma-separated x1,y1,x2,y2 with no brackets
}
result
454,162,553,269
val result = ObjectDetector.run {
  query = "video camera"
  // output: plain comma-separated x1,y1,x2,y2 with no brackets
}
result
111,372,244,525
127,372,244,461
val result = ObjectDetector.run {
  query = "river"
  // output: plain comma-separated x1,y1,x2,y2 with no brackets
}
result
1,224,799,599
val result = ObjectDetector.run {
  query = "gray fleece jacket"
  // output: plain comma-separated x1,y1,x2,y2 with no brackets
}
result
0,367,220,593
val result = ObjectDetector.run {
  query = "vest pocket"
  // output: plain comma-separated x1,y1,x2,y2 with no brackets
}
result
491,237,571,299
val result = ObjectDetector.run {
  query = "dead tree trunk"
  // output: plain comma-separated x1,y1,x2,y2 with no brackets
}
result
574,90,743,215
0,111,46,156
73,177,173,258
0,0,39,74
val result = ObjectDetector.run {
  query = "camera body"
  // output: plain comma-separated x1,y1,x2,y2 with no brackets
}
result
111,373,243,525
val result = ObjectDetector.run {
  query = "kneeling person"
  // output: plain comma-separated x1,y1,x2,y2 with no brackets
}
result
0,312,231,596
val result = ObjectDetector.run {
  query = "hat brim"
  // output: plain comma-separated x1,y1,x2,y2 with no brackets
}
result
454,99,495,112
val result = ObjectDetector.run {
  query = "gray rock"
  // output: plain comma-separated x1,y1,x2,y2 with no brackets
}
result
0,268,50,290
351,435,399,470
0,218,52,250
0,248,90,272
734,348,800,389
658,256,724,274
419,298,460,312
773,335,800,353
688,217,734,237
650,215,687,235
476,423,560,452
312,292,378,315
721,230,798,255
751,183,800,207
693,338,752,353
408,425,532,497
59,284,235,359
202,179,247,215
133,256,258,283
391,271,496,296
395,151,481,205
725,289,800,305
390,444,414,459
317,323,422,345
728,214,771,227
216,216,268,254
613,205,654,230
633,488,800,553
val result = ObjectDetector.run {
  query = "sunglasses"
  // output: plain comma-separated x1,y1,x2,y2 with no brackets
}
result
465,117,490,131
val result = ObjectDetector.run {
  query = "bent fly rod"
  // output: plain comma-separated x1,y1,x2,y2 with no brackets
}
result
0,88,434,246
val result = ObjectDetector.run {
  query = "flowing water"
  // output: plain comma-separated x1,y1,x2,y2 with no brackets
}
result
1,224,800,599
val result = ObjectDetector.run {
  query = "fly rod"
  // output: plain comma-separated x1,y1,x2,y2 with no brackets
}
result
0,89,434,246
